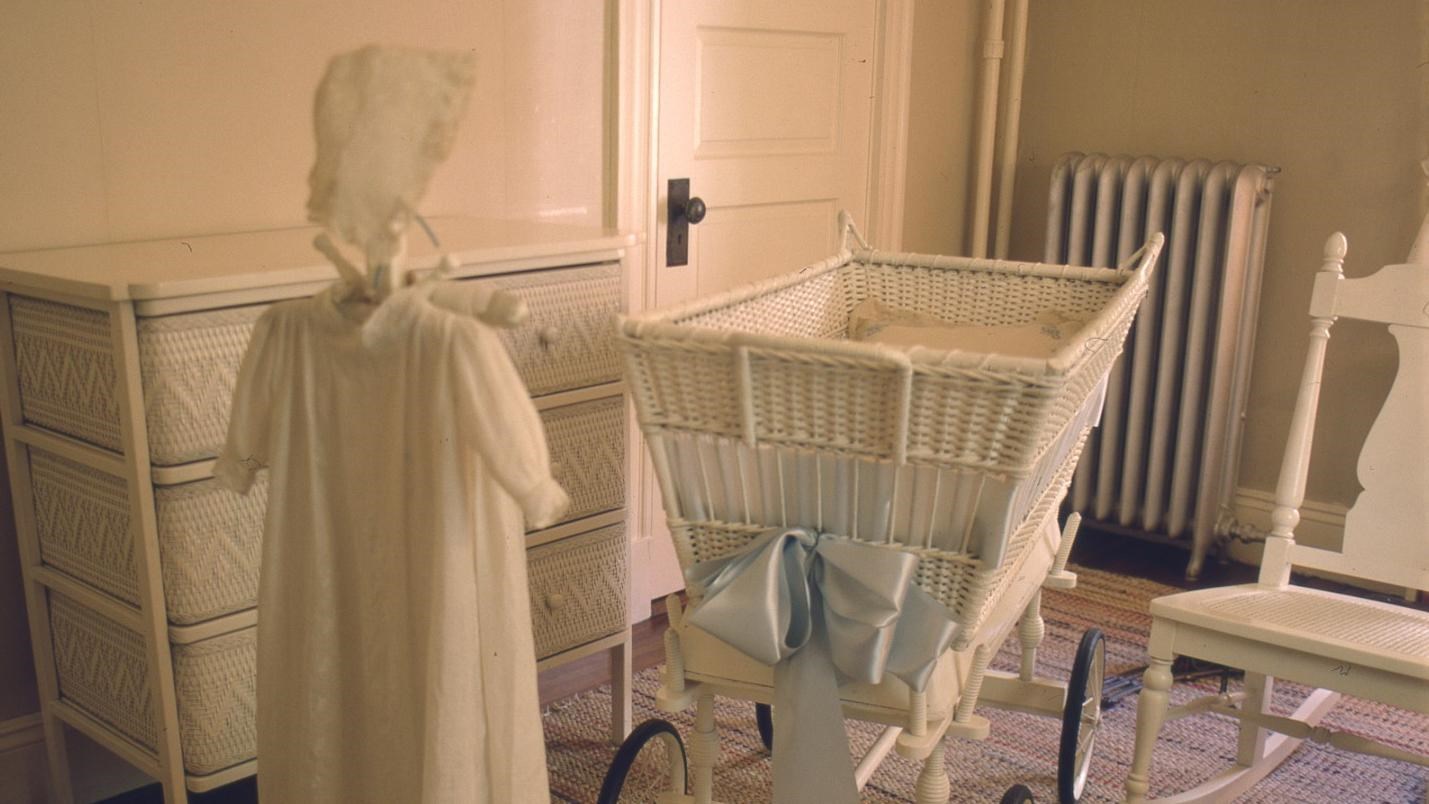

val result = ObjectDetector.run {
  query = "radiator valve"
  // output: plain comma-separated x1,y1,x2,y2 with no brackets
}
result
1215,510,1269,544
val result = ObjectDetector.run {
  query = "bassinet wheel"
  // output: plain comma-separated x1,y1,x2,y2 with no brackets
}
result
755,702,774,751
1000,783,1037,803
598,718,688,804
1057,628,1106,803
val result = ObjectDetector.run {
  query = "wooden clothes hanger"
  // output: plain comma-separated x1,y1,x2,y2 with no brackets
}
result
313,214,529,329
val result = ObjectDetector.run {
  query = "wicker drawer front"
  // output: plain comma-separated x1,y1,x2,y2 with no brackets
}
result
10,295,267,465
136,305,267,465
30,389,622,621
31,449,139,606
153,476,265,624
10,269,618,460
30,447,265,625
474,263,622,395
528,523,628,659
11,296,122,452
542,395,625,528
49,594,256,776
170,628,258,775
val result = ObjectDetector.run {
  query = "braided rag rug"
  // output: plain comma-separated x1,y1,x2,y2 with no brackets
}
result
542,566,1429,803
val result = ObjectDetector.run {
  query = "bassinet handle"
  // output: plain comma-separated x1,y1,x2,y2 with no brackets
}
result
1117,232,1166,273
839,210,870,252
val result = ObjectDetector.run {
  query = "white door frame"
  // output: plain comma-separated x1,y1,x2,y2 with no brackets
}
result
608,0,914,620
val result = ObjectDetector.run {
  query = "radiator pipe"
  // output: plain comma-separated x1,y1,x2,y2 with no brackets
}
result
993,0,1029,259
969,0,1006,258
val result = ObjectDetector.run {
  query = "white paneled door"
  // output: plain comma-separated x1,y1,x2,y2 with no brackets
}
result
637,0,879,603
654,0,877,305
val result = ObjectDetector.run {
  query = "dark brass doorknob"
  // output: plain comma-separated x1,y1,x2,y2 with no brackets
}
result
683,197,706,224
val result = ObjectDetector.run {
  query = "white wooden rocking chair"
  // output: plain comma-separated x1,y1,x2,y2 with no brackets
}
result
1122,229,1429,803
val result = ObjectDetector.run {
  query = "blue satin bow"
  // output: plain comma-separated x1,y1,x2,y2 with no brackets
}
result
685,528,958,804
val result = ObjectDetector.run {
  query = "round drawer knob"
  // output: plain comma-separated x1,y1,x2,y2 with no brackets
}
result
546,592,566,611
538,326,561,348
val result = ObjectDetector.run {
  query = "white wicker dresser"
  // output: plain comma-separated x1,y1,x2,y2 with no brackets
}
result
0,218,635,802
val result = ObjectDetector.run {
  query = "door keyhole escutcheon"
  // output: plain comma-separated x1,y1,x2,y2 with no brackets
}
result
667,178,705,266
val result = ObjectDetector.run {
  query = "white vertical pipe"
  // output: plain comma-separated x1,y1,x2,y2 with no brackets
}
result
993,0,1029,259
969,0,1007,258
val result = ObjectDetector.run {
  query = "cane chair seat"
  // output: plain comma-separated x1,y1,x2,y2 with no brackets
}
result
1151,584,1429,690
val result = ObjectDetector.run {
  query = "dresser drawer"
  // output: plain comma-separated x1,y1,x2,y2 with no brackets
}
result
28,392,615,624
9,265,622,462
10,295,266,465
527,523,629,659
29,447,265,625
45,522,629,774
543,394,626,527
473,262,623,395
48,592,256,777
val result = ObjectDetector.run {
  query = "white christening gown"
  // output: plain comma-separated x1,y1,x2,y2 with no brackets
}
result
215,282,568,803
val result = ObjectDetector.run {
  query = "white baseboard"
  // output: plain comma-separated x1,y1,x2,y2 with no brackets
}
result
0,712,158,803
0,713,48,804
1229,488,1411,597
0,713,43,755
1230,487,1347,554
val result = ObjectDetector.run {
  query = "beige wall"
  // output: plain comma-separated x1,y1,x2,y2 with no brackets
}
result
0,0,605,759
1005,0,1422,512
0,0,605,253
901,2,981,254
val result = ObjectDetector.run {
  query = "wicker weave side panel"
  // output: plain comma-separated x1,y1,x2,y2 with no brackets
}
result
49,593,157,751
527,523,628,659
10,296,122,452
155,476,265,625
475,263,623,396
137,305,267,465
622,337,742,439
1042,302,1139,450
542,396,625,527
904,370,1056,476
940,428,1090,650
171,630,256,775
668,520,765,574
30,449,140,607
681,267,850,339
852,262,1122,328
899,265,1145,476
746,348,907,458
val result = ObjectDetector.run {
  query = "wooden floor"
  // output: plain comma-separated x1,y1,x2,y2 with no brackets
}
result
539,599,672,709
98,525,1419,802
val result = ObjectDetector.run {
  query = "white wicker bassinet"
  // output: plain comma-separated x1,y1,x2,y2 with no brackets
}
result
621,232,1159,647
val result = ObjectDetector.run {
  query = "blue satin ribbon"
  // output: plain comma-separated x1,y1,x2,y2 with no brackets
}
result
685,528,959,804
